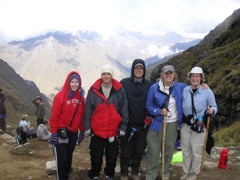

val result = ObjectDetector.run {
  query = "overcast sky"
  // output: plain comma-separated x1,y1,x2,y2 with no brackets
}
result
0,0,239,44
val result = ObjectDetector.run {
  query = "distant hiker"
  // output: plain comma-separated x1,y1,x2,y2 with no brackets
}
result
0,88,5,102
32,96,45,126
49,71,85,180
84,64,128,180
37,120,51,141
119,59,152,180
180,67,218,180
145,65,187,180
19,114,36,138
0,93,6,133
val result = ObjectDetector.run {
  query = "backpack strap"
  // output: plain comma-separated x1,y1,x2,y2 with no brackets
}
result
68,97,81,128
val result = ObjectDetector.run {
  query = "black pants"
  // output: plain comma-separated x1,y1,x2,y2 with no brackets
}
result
88,135,119,178
0,118,6,131
120,123,147,176
53,131,78,180
37,118,43,126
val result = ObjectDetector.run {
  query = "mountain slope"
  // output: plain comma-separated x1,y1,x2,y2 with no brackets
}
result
148,8,240,127
0,59,51,127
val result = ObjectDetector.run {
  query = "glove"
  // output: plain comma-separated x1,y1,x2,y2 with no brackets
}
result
119,130,125,136
77,131,84,145
85,129,92,136
108,136,115,143
50,133,58,145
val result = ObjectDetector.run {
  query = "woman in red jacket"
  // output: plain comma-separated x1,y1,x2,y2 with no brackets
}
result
50,71,85,180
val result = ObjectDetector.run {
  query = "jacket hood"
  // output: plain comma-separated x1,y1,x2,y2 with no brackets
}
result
131,59,146,80
62,71,84,98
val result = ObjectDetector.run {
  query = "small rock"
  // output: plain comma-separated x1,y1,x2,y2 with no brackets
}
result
211,154,220,159
1,133,14,141
115,165,120,173
46,160,56,175
228,149,236,155
236,156,240,161
2,143,10,147
203,161,218,169
213,146,222,151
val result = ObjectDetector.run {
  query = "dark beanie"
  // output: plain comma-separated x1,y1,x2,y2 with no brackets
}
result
68,73,84,98
70,73,80,83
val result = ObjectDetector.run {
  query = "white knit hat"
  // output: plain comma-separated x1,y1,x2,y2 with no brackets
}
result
100,64,114,76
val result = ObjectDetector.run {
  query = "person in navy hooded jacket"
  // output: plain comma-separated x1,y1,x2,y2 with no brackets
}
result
120,59,152,180
50,71,85,180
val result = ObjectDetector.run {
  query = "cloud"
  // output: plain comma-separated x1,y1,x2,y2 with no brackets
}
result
0,0,239,43
141,44,173,58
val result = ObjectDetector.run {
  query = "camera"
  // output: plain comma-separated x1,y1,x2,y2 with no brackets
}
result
183,114,193,126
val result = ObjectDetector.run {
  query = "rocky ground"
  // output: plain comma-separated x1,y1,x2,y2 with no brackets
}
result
0,129,240,180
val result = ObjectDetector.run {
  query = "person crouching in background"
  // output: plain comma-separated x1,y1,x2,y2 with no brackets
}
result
37,120,51,141
19,114,36,138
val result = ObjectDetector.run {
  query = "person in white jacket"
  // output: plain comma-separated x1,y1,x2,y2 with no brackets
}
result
37,120,51,141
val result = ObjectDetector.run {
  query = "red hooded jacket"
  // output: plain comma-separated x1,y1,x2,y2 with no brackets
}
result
50,71,85,134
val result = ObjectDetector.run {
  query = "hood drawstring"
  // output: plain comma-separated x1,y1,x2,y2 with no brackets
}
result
134,79,143,88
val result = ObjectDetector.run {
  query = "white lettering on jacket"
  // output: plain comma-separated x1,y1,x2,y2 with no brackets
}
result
66,99,80,105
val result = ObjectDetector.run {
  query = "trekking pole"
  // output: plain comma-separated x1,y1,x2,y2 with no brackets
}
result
198,115,211,180
162,115,167,180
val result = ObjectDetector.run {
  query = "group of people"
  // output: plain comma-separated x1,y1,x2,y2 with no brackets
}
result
48,59,218,180
0,87,51,142
17,96,50,141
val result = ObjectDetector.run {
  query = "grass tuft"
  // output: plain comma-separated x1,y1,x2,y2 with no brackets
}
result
214,120,240,146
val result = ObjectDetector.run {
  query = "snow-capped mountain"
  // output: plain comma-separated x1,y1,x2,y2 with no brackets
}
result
0,29,198,99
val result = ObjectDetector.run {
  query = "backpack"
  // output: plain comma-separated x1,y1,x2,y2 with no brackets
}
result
15,126,27,144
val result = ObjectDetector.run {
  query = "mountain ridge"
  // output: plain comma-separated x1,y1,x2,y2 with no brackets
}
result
0,29,197,99
148,8,240,128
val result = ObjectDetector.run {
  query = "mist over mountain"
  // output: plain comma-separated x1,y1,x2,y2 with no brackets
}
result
0,28,196,99
144,39,201,67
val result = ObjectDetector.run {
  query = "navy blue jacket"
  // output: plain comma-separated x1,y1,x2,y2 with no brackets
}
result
120,59,152,126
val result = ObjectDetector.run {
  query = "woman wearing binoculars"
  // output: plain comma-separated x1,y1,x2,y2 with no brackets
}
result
180,67,218,180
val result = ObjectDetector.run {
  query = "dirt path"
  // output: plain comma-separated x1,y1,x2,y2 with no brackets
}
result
0,131,240,180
